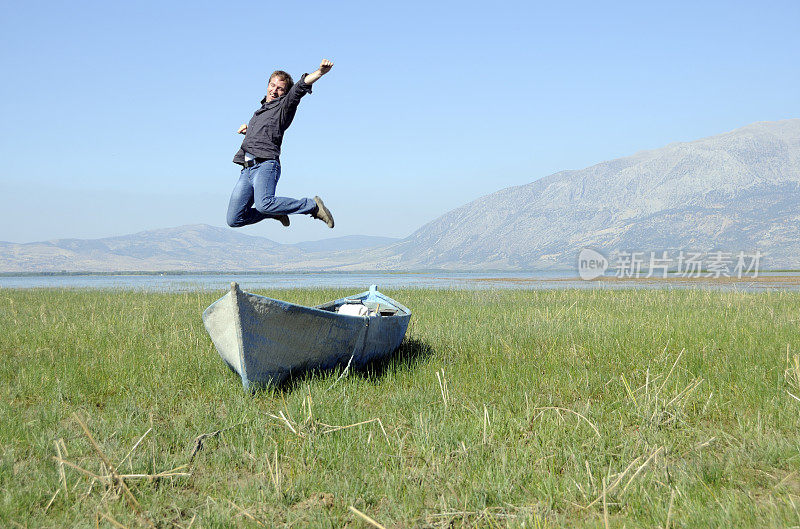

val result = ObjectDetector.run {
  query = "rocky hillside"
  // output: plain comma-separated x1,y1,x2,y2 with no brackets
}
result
384,119,800,269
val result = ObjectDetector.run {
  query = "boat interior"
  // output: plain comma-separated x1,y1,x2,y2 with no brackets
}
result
315,291,406,317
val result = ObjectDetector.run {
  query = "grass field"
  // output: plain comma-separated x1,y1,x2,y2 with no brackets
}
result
3,287,800,528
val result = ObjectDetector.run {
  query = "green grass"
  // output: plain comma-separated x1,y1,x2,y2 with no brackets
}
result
3,287,800,528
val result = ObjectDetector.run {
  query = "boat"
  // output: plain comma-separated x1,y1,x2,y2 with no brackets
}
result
202,283,412,389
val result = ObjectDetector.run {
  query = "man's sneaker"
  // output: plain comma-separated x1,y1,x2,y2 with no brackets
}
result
276,215,290,227
313,196,334,228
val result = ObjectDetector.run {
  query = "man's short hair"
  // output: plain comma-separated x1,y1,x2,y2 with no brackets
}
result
269,70,294,91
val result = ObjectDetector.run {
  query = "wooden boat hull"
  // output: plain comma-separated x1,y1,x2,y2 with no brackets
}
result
202,283,411,389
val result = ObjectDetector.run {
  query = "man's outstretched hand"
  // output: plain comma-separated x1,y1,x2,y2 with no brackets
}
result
319,59,333,75
304,59,334,85
237,124,247,134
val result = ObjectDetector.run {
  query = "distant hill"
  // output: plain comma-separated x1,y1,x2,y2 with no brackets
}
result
380,119,800,269
0,225,394,272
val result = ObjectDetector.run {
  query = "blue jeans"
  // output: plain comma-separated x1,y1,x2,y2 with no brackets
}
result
226,160,317,227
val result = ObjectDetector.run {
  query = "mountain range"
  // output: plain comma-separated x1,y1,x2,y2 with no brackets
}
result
1,119,798,272
0,226,398,272
380,118,800,269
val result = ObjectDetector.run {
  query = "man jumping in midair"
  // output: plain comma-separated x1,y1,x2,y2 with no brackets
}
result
226,59,335,229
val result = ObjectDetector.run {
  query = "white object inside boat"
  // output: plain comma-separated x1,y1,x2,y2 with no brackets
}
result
337,303,370,317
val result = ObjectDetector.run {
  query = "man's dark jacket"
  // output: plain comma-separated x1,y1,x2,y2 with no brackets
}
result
232,74,312,165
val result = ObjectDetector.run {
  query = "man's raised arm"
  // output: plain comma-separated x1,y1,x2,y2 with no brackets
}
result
302,59,333,85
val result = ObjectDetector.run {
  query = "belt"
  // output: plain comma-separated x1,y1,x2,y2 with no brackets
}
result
242,157,276,168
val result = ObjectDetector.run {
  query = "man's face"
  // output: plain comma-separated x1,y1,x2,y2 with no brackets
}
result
266,77,288,102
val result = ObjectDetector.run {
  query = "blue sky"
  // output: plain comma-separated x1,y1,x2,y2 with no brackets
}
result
1,0,798,244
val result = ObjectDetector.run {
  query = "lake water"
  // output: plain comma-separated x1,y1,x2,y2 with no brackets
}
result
1,271,799,292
